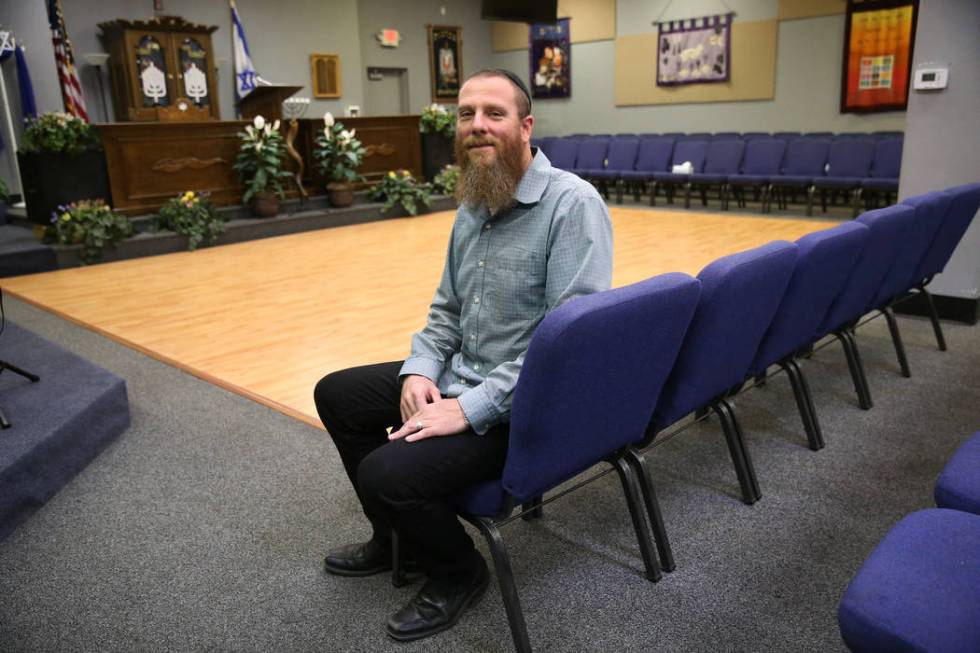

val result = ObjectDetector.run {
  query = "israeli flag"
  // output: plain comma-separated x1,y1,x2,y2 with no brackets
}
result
230,0,258,100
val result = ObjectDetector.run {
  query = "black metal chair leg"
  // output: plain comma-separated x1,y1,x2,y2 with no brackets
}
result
779,359,824,450
616,180,624,205
918,285,947,351
521,497,543,520
649,181,658,206
624,447,676,572
835,330,873,409
882,306,911,378
684,183,693,209
466,517,533,653
611,457,662,582
711,400,760,504
794,358,824,449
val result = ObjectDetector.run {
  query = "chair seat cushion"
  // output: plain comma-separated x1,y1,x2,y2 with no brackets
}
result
862,178,899,191
770,175,813,187
455,479,508,517
620,170,654,180
728,174,770,185
838,509,980,653
935,432,980,515
813,176,863,189
689,173,727,184
651,172,690,182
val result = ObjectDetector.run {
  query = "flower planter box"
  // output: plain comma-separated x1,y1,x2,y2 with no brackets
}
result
421,132,454,182
18,149,112,226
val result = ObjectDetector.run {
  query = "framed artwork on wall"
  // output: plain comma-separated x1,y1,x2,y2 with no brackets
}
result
310,53,341,98
840,0,918,113
427,25,462,103
529,18,571,99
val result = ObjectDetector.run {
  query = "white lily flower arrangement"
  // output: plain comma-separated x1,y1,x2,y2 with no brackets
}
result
233,114,290,204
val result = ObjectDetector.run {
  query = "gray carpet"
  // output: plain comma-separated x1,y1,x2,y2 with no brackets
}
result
0,293,977,653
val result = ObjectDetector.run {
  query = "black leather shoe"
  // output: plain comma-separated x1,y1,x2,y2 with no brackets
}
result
324,540,422,577
386,556,489,641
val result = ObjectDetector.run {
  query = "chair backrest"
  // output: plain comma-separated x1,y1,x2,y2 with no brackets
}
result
750,223,870,373
825,139,876,178
742,132,771,140
817,204,916,336
652,241,799,429
782,138,831,176
681,132,711,140
548,137,581,170
834,132,871,139
537,137,556,159
605,138,640,171
703,139,746,174
712,132,741,140
871,191,952,306
615,133,637,138
871,131,904,139
501,273,702,502
740,138,787,175
661,132,685,138
869,138,903,179
575,138,610,169
804,132,833,139
634,137,675,172
772,131,802,140
913,182,980,281
670,139,709,172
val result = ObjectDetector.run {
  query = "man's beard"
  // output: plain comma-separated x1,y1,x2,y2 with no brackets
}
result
454,133,525,214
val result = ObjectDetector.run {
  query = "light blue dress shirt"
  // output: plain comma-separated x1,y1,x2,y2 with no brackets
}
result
399,148,613,433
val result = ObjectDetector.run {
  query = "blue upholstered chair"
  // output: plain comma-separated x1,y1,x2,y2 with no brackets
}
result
586,138,640,202
650,139,709,207
838,509,980,653
772,131,801,140
748,223,870,450
711,131,741,140
811,139,876,217
741,132,770,140
868,192,952,378
861,138,903,207
903,182,980,351
414,273,702,653
803,131,833,139
870,130,904,139
935,431,980,515
620,137,675,202
547,137,581,170
688,139,746,209
626,240,798,556
728,138,787,213
569,137,609,179
815,205,915,409
770,138,831,214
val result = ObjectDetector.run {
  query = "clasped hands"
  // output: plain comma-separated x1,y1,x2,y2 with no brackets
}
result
389,374,469,442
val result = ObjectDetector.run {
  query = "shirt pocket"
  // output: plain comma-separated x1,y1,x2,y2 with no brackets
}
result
490,247,545,322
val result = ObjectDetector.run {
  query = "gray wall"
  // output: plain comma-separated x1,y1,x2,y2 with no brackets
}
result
899,0,980,302
356,0,492,116
491,0,907,137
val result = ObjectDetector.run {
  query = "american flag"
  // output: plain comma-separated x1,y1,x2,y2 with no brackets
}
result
47,0,89,122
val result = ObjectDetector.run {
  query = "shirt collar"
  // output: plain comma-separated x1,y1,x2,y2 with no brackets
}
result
513,147,551,206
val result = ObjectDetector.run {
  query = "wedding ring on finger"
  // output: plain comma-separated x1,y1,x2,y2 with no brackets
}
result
416,419,424,431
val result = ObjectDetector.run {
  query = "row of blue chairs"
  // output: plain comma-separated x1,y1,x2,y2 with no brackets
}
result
530,135,902,217
838,431,980,652
393,181,979,652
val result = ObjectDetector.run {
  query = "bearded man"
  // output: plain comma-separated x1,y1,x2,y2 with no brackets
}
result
314,68,612,642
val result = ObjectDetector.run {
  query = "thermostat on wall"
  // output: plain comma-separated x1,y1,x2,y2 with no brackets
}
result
913,66,949,90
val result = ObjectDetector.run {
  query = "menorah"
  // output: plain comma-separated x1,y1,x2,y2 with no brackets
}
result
282,97,311,198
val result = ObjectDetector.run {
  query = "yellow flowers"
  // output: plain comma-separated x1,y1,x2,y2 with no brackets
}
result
388,171,397,179
400,169,410,177
61,212,71,222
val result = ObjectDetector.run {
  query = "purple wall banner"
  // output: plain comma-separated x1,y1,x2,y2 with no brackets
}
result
656,13,733,87
529,18,571,99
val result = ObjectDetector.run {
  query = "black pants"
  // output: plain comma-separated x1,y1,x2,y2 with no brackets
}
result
314,361,509,580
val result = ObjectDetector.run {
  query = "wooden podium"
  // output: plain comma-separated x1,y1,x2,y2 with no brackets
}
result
237,85,302,121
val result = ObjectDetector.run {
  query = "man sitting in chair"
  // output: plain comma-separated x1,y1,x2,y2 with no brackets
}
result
314,68,613,642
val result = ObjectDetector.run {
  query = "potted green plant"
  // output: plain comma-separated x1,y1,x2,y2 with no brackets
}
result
233,115,290,217
419,103,456,182
313,112,367,208
432,163,460,196
153,190,226,251
17,112,111,226
41,199,133,264
369,169,433,217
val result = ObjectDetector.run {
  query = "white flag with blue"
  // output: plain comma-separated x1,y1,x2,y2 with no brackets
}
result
230,0,258,100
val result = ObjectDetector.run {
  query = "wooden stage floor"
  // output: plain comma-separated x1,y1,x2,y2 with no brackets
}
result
4,208,838,429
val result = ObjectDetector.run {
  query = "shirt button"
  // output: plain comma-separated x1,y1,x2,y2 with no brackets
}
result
470,334,476,340
474,364,480,370
478,260,484,267
474,296,480,303
484,224,492,230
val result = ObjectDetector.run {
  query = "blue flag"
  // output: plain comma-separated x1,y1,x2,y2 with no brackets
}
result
230,0,258,101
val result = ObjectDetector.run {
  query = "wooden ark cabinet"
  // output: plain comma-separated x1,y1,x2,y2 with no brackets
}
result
99,16,220,122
